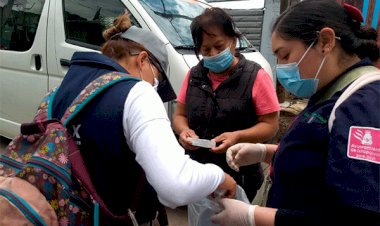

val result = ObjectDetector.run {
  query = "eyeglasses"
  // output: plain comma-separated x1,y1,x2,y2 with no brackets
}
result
147,55,163,81
128,50,163,81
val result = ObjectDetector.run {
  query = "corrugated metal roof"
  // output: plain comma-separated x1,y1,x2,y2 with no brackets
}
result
223,8,264,50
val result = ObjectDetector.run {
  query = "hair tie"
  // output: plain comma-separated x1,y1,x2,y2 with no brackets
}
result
343,3,364,23
110,32,122,40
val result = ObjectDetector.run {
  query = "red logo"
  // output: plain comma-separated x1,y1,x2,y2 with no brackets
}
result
347,126,380,164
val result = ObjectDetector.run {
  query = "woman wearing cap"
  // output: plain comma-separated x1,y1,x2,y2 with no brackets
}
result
172,7,280,202
50,12,236,225
211,1,380,225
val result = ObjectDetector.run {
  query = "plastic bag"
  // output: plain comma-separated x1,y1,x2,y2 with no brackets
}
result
188,185,249,226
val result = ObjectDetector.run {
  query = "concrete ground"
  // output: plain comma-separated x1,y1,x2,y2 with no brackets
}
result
166,206,189,226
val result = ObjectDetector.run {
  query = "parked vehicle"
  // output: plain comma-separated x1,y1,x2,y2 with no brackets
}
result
0,0,272,139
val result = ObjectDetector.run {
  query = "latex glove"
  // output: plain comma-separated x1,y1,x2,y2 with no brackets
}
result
226,143,266,172
211,198,257,226
178,129,199,151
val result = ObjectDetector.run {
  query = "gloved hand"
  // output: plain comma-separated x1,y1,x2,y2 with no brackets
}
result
226,143,266,172
211,198,257,226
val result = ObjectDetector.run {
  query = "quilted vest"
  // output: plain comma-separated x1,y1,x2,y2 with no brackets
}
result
185,55,263,199
186,54,260,143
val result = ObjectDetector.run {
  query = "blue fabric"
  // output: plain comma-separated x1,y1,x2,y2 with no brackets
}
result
51,52,161,223
52,52,129,119
267,59,380,214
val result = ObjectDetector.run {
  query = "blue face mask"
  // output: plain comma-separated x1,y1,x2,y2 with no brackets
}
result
203,46,234,73
275,41,326,98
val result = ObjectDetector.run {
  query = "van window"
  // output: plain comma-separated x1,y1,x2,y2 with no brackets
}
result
62,0,140,49
0,0,45,51
139,0,253,51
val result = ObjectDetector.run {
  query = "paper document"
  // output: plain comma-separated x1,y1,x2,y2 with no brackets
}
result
189,138,216,149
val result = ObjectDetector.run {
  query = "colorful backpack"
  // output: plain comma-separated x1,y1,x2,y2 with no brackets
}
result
0,72,141,226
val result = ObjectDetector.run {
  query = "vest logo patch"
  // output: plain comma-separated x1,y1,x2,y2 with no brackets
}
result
348,126,380,164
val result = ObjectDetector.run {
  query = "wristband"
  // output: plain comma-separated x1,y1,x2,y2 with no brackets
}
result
257,143,267,162
248,205,258,226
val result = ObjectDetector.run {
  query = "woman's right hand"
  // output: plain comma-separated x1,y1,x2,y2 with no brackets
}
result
216,173,237,199
178,129,200,150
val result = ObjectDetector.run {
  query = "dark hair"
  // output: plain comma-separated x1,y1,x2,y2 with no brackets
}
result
190,7,241,59
272,0,379,62
101,12,146,60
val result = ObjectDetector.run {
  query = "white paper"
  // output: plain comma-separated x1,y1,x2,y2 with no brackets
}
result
189,138,216,149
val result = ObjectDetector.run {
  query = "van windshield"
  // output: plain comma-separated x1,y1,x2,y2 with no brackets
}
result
138,0,252,50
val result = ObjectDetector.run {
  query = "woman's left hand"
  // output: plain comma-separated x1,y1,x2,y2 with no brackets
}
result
210,132,239,153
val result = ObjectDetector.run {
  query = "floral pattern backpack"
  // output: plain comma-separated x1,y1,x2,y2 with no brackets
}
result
0,72,140,226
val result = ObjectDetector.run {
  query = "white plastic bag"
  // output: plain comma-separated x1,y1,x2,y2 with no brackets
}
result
188,185,249,226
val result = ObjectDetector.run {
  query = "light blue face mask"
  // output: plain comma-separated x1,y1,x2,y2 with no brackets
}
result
203,46,234,73
275,41,326,98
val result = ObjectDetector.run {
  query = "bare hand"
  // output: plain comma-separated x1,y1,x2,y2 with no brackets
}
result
210,132,239,153
216,173,237,199
178,129,200,151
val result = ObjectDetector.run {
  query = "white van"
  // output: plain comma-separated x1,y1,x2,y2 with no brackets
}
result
0,0,272,139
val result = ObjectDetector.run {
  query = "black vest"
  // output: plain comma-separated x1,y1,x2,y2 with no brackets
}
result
185,54,264,199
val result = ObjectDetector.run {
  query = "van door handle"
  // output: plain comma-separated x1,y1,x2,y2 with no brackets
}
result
60,59,71,67
34,54,42,70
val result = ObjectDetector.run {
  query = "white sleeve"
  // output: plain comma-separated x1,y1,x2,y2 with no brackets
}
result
123,81,225,208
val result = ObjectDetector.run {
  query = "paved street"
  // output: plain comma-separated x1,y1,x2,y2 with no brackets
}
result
166,206,188,226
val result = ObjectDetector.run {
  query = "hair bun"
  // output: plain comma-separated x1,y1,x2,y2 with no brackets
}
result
343,3,364,23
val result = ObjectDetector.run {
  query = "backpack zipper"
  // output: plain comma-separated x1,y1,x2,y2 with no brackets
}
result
28,157,93,211
0,155,24,171
28,157,71,189
0,188,47,226
2,157,92,214
68,188,92,211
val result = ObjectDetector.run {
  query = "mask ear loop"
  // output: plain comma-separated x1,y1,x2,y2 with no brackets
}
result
314,56,326,79
147,59,157,80
139,70,144,81
296,40,316,67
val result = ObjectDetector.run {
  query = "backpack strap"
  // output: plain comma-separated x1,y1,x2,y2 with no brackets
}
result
56,71,144,223
35,86,60,122
328,68,380,132
61,71,139,126
318,66,379,104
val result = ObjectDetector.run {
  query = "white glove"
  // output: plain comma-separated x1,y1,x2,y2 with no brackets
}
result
226,143,266,172
211,198,257,226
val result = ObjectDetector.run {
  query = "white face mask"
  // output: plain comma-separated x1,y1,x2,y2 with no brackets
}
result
153,77,159,91
148,61,159,91
139,60,159,91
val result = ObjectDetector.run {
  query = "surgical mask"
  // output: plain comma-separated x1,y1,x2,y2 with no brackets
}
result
153,77,159,91
203,46,234,73
275,41,326,98
148,61,159,91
